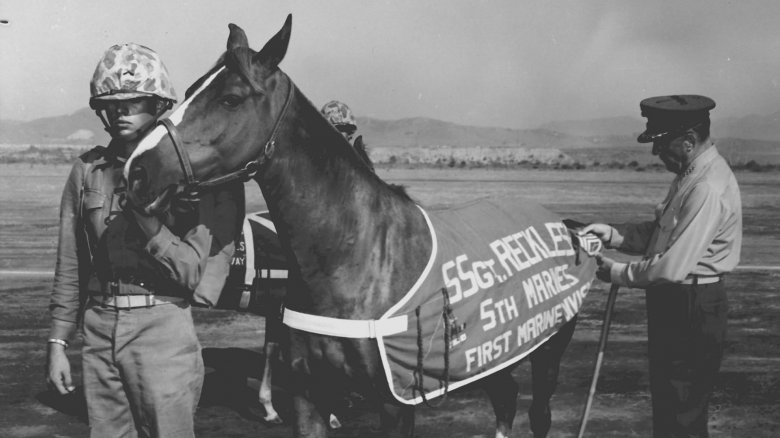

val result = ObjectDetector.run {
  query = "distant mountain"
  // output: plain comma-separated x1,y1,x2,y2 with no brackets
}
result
356,116,603,148
540,116,642,138
2,108,779,164
542,113,780,144
1,109,613,149
718,111,780,142
0,108,109,145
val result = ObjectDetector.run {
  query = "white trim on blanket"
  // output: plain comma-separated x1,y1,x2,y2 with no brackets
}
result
258,269,288,279
280,205,437,340
381,205,438,318
242,216,256,286
283,308,408,339
377,326,562,405
247,211,277,233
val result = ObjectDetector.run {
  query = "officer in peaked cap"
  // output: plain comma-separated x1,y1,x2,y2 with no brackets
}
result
581,94,742,437
637,94,716,143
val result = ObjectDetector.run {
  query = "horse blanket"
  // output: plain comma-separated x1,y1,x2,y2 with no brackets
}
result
216,211,288,314
377,199,599,404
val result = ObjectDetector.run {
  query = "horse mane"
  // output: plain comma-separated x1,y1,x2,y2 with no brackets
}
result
184,53,231,99
293,96,413,203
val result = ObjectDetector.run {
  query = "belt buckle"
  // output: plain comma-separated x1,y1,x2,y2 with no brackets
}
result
106,281,120,309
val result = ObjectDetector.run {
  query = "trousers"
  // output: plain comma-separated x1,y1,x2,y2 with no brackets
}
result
82,301,204,438
646,280,728,438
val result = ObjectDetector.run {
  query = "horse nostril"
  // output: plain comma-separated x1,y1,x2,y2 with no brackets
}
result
128,166,149,193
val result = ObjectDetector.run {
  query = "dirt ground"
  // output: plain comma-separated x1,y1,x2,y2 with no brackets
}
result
1,165,778,437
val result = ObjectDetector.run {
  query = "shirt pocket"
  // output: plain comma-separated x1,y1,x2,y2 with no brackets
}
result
82,189,107,244
654,204,679,250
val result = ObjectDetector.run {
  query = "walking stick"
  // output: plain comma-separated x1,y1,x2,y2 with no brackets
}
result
576,282,620,438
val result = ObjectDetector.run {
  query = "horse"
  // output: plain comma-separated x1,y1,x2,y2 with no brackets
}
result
125,15,597,437
216,210,347,429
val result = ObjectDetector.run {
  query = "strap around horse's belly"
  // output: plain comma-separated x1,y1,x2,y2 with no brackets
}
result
282,307,408,339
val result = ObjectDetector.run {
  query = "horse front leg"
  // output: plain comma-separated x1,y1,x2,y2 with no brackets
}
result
379,402,415,438
528,315,578,438
292,394,328,438
483,368,519,438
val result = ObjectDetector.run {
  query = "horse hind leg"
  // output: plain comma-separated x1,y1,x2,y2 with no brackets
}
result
258,339,284,424
528,316,578,438
483,369,519,438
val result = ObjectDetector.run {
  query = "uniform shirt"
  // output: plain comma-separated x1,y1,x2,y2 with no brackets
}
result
607,145,742,288
49,144,243,340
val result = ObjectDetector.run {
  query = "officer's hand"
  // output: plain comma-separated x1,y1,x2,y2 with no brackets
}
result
595,255,614,282
46,344,75,395
580,223,613,244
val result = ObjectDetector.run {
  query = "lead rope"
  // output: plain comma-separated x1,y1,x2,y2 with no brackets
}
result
412,288,452,408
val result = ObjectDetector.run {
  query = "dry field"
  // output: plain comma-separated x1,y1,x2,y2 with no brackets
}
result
1,163,778,437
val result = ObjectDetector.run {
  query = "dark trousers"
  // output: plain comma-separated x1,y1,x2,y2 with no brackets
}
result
646,280,728,438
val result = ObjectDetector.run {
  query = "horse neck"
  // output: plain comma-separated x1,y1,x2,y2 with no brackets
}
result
256,95,431,317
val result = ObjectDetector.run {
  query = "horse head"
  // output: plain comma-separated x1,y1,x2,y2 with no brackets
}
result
125,13,427,314
125,15,294,214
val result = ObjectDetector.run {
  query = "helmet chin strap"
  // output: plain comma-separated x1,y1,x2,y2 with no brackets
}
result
95,109,113,134
95,101,172,142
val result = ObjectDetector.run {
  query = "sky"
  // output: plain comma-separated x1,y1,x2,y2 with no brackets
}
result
2,0,780,129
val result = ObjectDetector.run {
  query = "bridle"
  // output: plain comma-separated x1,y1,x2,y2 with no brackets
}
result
154,69,295,195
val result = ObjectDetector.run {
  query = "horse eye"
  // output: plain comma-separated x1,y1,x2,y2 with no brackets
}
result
219,95,244,108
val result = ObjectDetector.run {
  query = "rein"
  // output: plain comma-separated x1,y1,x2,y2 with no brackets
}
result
155,72,295,194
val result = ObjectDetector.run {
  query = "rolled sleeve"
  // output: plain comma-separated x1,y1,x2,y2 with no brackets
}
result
145,224,212,291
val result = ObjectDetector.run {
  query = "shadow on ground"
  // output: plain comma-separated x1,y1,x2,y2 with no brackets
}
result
35,387,88,424
200,347,295,424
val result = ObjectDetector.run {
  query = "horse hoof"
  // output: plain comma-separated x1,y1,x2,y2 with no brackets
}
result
328,414,342,429
263,415,284,425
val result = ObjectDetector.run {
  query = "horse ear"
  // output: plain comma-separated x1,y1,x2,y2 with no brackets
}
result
227,23,250,51
255,14,292,68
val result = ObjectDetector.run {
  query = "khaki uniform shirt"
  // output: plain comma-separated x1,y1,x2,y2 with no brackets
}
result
607,145,742,287
49,145,243,340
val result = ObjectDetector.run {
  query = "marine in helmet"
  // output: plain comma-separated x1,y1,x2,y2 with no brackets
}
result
45,43,243,437
321,100,374,171
89,43,177,147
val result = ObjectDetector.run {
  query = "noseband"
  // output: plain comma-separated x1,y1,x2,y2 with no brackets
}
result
155,74,295,194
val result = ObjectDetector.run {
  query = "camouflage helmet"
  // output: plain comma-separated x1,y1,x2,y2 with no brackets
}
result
320,100,356,129
89,43,177,109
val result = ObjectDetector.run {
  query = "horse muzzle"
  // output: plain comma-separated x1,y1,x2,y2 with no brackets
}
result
126,163,182,216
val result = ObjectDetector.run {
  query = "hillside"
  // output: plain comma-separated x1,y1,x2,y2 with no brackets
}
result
0,108,110,145
1,109,614,149
2,108,779,167
357,117,605,149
